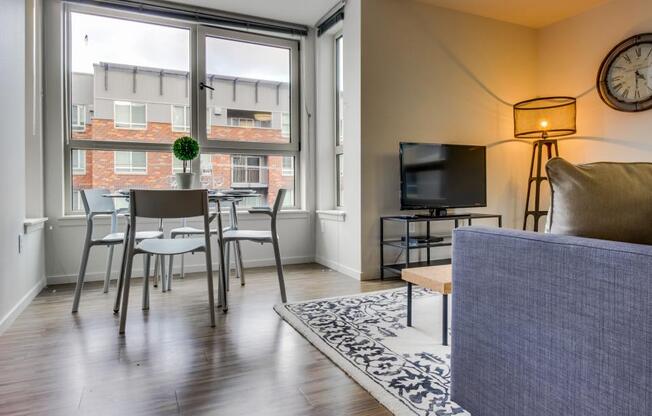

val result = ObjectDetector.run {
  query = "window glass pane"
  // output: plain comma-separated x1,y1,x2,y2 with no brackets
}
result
336,36,344,147
72,105,79,126
205,36,290,144
70,12,189,143
131,104,147,127
114,103,130,127
172,105,186,131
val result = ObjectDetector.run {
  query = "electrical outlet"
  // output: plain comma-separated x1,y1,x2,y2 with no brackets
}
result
18,234,22,254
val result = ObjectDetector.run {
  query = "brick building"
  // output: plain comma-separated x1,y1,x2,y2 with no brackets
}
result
70,62,295,210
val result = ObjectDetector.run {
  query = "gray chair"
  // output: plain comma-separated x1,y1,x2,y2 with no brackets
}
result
118,189,228,335
71,189,163,313
222,189,287,302
168,206,244,290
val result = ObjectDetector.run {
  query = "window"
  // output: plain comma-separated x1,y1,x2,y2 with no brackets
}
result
72,149,86,175
282,156,294,176
335,35,344,207
72,105,86,131
65,8,299,212
226,109,272,128
172,105,190,132
114,101,147,129
232,155,266,186
281,113,290,138
115,151,147,174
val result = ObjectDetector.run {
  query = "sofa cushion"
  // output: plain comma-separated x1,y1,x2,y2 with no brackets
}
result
545,157,652,244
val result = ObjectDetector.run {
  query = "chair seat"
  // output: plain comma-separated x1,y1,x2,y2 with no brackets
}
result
170,226,218,236
98,230,163,244
223,229,272,243
136,238,206,255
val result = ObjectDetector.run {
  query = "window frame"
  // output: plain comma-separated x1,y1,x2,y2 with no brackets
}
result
63,4,301,214
231,154,267,187
334,34,344,208
114,101,148,130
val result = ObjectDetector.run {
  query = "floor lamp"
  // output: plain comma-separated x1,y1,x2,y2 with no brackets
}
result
514,96,576,231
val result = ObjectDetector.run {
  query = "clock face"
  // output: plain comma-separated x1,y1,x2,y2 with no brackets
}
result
598,33,652,112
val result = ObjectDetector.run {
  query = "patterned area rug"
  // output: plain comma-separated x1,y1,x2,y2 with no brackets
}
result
274,288,468,416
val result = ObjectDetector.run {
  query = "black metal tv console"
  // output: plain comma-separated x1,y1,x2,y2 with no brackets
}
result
380,212,502,279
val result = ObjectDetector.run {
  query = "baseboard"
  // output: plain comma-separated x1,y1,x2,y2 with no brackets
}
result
0,278,47,336
46,255,315,285
315,256,363,280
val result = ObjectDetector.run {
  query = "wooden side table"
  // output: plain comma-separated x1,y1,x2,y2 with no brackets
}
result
401,264,452,346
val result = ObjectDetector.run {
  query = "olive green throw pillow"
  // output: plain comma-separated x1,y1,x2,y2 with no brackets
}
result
545,157,652,245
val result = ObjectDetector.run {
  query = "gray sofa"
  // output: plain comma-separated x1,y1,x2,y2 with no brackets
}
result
450,226,652,416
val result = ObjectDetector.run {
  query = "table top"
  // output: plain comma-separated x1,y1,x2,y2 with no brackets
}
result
103,190,261,200
401,264,452,294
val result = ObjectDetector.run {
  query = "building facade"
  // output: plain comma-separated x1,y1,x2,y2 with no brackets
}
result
70,62,295,210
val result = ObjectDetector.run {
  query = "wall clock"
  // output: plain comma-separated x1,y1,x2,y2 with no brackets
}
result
597,33,652,112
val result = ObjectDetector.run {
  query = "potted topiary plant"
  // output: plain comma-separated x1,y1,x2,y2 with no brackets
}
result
173,136,199,189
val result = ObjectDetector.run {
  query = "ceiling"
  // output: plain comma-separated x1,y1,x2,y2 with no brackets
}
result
171,0,337,26
417,0,611,28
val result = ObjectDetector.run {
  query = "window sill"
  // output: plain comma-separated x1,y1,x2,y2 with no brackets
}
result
24,217,48,233
316,210,346,222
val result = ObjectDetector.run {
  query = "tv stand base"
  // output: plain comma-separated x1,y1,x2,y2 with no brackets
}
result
416,208,448,218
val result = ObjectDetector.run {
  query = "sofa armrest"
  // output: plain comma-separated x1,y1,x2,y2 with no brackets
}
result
451,226,652,416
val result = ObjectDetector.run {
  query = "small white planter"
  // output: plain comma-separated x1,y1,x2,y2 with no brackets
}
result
175,172,195,189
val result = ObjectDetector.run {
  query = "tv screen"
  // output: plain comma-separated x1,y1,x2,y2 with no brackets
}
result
400,142,486,210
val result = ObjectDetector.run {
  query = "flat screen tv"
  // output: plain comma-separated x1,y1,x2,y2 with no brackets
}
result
400,142,486,214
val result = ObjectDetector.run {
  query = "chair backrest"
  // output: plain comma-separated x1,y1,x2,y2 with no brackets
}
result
130,189,208,219
81,188,115,215
272,188,287,218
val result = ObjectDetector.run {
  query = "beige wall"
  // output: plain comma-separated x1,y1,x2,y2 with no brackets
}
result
360,0,539,278
537,0,652,165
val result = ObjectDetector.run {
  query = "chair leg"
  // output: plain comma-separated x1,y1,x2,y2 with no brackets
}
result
205,252,216,327
119,252,135,335
142,254,151,310
71,243,92,313
272,239,287,303
217,240,228,312
225,242,231,292
103,245,115,294
180,253,185,279
235,241,245,286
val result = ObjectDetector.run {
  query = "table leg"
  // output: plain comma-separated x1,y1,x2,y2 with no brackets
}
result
442,294,449,346
407,282,412,327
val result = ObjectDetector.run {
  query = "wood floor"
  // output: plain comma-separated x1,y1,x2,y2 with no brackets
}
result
0,263,403,416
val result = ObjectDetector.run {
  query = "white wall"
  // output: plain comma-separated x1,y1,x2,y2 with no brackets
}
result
315,0,364,279
0,0,47,333
42,0,316,285
358,0,538,278
538,0,652,165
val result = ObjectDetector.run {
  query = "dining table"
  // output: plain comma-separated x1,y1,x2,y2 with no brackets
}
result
104,189,260,314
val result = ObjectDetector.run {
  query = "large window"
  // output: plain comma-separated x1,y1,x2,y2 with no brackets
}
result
65,7,299,213
114,101,147,130
335,35,344,207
